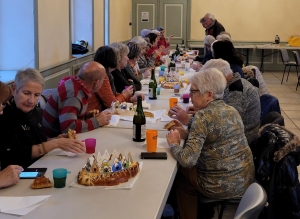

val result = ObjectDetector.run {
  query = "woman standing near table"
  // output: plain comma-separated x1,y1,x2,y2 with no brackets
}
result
0,82,23,188
0,69,85,171
166,69,254,219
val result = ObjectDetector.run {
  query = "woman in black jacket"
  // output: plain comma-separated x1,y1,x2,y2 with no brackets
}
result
110,42,142,93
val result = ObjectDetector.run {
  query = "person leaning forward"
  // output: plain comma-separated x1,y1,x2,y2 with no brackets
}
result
42,61,112,138
166,69,254,219
201,13,225,38
0,69,85,173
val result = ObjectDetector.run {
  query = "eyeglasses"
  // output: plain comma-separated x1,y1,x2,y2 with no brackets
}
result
189,89,200,95
0,103,6,110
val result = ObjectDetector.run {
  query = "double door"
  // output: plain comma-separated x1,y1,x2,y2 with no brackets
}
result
132,0,188,48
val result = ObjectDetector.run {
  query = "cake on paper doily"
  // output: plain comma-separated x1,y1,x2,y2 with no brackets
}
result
77,150,140,186
161,71,184,89
111,101,135,116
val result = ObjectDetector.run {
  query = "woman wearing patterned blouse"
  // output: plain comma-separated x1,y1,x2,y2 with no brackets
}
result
166,68,254,219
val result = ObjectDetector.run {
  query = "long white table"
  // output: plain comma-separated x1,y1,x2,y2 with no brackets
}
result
0,128,177,219
188,44,256,66
0,72,197,219
256,45,300,72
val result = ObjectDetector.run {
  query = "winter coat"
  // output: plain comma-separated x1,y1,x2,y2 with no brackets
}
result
250,124,300,219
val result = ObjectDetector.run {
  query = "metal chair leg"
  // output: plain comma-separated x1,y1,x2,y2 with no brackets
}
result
281,66,287,84
286,66,292,82
218,201,227,219
296,76,300,91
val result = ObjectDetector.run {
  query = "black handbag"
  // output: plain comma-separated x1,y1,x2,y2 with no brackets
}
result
72,43,89,54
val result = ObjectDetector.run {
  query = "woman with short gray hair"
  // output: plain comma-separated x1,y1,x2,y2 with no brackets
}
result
110,42,142,93
166,68,254,219
0,68,85,170
130,36,156,75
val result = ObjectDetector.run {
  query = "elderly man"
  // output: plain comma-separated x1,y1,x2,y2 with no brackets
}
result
43,61,112,137
169,59,261,145
201,13,225,38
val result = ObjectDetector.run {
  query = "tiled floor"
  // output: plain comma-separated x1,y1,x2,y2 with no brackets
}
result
212,71,300,219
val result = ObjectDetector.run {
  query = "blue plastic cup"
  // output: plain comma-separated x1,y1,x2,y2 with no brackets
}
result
52,168,71,188
159,70,165,76
157,87,161,95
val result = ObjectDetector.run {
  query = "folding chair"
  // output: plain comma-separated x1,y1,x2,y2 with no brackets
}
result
292,51,300,90
279,48,298,84
233,183,267,219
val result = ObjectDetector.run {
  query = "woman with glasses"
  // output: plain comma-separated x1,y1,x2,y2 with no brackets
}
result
166,69,254,219
0,82,23,188
0,69,85,173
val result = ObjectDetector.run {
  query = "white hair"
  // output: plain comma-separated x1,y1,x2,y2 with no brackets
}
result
210,40,218,55
150,29,160,36
201,59,233,77
206,13,216,20
190,68,226,100
15,68,44,91
130,36,147,47
204,35,216,48
216,34,232,42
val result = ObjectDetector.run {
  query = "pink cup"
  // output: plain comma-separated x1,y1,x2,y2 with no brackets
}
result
84,138,96,154
183,93,190,103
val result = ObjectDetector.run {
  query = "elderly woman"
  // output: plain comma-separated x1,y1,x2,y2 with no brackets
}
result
166,69,254,219
194,35,215,67
212,40,245,78
125,42,150,81
87,46,143,112
0,82,23,188
170,59,261,145
110,43,142,94
130,36,158,75
157,27,173,48
146,33,164,66
0,69,85,171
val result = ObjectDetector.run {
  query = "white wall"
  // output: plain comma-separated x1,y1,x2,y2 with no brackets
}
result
190,0,300,42
71,0,93,51
38,0,70,69
94,0,105,49
0,0,35,70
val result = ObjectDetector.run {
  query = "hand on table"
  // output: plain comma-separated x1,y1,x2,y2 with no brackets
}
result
142,69,151,78
53,138,85,154
166,120,188,140
96,111,112,126
130,93,145,103
166,129,181,146
0,165,23,188
122,85,134,99
169,106,191,126
191,62,202,72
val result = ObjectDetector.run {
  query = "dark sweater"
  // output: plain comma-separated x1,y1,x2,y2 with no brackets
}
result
0,99,46,169
111,68,142,93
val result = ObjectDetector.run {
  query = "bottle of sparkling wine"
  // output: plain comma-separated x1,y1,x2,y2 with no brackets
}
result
133,96,146,142
149,68,157,100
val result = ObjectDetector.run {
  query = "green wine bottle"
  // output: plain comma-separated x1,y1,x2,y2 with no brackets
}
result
133,96,146,142
149,68,157,99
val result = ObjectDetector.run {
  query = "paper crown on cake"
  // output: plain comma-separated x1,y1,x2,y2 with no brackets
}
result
84,150,134,174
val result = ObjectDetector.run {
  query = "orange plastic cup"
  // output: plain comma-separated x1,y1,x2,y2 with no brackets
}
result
146,130,158,152
169,97,178,109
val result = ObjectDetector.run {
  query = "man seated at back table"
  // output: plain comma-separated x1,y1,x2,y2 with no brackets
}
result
42,61,112,138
